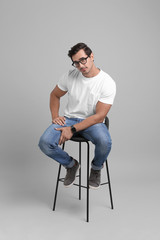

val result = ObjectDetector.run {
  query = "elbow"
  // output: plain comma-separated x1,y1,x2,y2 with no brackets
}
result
93,114,105,124
98,117,105,123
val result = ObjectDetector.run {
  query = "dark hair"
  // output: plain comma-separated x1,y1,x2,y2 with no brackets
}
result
68,42,92,59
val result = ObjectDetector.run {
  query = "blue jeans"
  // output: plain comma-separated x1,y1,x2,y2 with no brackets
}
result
38,117,112,170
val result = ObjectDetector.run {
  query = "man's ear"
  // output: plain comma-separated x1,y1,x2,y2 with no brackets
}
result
90,52,94,61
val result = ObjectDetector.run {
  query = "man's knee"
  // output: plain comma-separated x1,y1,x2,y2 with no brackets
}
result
38,135,57,154
98,136,112,154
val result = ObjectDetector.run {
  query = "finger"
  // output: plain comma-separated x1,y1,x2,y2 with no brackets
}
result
56,119,64,125
58,135,62,145
54,120,63,126
59,119,65,126
53,117,65,126
60,117,66,125
59,135,64,145
52,119,58,124
55,127,62,131
62,137,67,144
59,134,67,145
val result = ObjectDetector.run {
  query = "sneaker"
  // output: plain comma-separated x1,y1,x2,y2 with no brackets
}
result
89,168,101,189
64,159,80,187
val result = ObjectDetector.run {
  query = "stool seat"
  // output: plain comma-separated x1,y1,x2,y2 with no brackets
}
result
71,134,88,142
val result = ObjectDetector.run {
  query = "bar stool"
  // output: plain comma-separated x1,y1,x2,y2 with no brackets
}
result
52,116,114,222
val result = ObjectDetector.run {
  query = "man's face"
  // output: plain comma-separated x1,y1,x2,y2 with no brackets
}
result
72,49,94,76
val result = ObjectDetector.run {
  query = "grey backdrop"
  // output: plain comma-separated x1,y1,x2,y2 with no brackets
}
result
0,0,160,239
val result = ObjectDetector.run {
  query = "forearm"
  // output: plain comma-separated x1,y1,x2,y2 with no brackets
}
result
74,102,112,132
74,114,103,132
50,93,60,120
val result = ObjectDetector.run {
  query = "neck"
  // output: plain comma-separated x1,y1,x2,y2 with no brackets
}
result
82,65,100,78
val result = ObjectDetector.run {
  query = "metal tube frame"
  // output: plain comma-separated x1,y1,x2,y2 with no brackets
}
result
52,140,114,222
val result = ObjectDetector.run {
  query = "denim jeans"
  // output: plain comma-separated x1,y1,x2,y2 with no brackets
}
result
38,117,112,170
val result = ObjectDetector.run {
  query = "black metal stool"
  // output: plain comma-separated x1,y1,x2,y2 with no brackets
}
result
53,117,114,222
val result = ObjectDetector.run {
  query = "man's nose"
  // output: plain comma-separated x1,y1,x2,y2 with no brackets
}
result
78,62,84,68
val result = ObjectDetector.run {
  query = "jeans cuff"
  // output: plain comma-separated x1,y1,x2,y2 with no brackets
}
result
65,157,75,169
91,162,103,171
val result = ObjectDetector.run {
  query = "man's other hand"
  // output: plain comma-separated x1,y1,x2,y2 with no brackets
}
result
52,116,66,126
55,126,73,145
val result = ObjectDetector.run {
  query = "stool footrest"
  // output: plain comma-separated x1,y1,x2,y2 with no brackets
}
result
58,178,87,189
100,182,109,186
58,175,80,181
58,178,109,188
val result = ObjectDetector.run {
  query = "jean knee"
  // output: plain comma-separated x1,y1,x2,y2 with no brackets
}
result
99,137,112,154
38,135,56,155
107,137,112,150
38,136,47,152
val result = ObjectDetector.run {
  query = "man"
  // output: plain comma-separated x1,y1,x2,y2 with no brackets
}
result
38,42,116,189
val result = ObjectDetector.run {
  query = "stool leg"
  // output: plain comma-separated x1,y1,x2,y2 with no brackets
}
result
79,142,81,200
53,163,61,211
105,160,114,209
53,143,65,211
86,142,90,222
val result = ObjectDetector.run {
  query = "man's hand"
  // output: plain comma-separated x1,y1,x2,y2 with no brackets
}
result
55,126,73,145
52,116,66,126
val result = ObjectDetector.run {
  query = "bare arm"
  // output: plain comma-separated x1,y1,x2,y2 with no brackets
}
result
56,101,112,145
50,85,67,125
73,101,112,132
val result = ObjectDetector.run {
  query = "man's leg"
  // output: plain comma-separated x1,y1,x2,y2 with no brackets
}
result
80,122,112,188
38,122,75,168
38,118,80,187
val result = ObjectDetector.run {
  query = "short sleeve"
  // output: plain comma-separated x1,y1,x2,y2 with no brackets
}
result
57,72,68,91
98,78,116,105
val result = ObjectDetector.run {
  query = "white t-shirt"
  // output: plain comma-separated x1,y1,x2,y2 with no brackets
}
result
57,69,116,119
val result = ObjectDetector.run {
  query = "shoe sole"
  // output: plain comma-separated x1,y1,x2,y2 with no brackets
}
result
64,164,80,188
89,184,100,190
